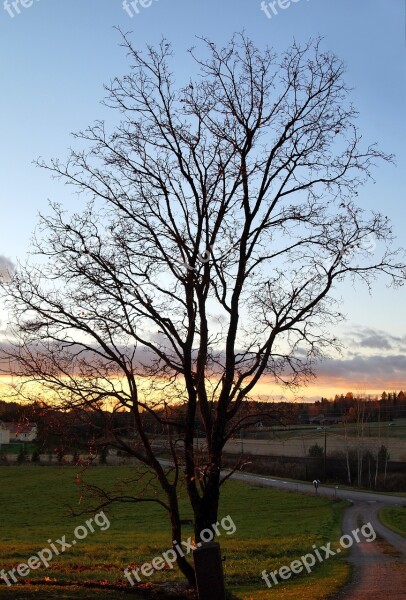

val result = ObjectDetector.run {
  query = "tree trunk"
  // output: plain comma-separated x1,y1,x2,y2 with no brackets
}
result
374,451,379,489
346,448,352,485
368,454,371,489
384,452,388,486
194,467,221,541
168,489,196,587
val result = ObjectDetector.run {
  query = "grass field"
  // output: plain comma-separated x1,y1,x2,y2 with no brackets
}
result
378,507,406,537
243,419,406,441
223,418,406,462
0,466,350,599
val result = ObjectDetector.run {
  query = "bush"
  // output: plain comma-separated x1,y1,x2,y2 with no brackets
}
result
377,472,406,492
17,447,28,464
99,446,108,465
31,450,41,463
308,443,324,457
378,445,390,462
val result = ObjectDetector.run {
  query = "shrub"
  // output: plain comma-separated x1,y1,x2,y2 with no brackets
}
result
17,447,28,464
99,446,108,465
308,443,324,457
31,450,41,463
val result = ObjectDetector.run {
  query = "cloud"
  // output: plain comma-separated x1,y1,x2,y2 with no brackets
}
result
1,318,405,395
314,354,406,388
359,334,392,350
318,354,406,376
344,326,406,353
0,255,15,283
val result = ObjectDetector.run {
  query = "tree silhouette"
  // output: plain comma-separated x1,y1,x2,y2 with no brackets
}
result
1,32,405,586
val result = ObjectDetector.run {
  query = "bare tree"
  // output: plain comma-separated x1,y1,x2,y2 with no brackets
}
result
1,32,405,586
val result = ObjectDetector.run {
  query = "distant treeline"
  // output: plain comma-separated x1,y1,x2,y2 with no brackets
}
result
299,391,406,423
1,390,405,441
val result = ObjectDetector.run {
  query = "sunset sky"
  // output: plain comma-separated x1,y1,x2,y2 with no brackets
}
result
0,0,405,401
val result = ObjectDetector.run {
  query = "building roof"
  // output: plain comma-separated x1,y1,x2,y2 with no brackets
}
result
3,422,37,434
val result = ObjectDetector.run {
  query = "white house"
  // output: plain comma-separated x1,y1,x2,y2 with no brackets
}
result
5,422,38,442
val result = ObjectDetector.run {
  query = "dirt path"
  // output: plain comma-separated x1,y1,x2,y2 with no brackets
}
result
328,500,406,600
225,469,406,599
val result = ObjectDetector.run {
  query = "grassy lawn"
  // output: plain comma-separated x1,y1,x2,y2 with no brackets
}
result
0,466,350,599
0,585,154,599
378,507,406,537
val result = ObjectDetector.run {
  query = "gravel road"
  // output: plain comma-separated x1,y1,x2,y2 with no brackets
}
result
228,470,406,599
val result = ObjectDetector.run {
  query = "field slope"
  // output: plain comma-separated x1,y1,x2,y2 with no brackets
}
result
0,466,350,598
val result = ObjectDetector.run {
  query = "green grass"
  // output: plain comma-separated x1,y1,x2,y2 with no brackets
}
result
0,466,351,599
378,507,406,537
0,585,148,599
245,419,406,440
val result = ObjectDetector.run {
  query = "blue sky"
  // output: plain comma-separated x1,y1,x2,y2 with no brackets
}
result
0,0,405,398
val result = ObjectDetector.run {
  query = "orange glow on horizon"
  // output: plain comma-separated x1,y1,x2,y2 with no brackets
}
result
1,374,403,405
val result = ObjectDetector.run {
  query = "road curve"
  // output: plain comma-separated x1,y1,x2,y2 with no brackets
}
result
159,461,406,597
226,470,406,599
159,459,405,506
327,500,406,599
227,470,405,506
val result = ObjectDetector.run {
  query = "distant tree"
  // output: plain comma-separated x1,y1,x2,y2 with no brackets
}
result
308,443,324,457
378,444,390,462
17,446,28,464
31,449,41,463
99,446,108,465
378,444,390,485
0,400,23,421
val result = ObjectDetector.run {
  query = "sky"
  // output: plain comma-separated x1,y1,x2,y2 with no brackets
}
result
0,0,405,401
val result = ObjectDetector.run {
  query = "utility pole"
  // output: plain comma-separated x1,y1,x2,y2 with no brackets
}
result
324,428,327,480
